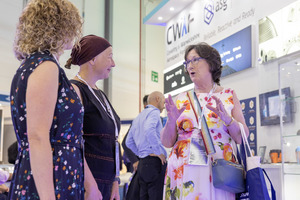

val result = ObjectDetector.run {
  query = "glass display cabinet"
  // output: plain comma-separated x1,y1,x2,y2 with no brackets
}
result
278,52,300,200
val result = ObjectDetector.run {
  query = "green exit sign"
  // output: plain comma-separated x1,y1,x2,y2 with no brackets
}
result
151,71,158,83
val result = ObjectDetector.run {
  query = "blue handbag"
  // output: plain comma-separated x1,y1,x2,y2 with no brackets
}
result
212,158,245,193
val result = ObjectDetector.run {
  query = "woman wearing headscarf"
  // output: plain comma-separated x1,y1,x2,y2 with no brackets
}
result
65,35,120,200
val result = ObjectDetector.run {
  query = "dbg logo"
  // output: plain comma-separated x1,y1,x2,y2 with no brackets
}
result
204,0,228,25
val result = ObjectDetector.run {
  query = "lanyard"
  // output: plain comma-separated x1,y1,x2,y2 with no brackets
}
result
76,74,120,176
187,83,217,156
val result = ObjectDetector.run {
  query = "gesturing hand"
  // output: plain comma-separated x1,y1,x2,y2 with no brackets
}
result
165,94,187,123
206,96,232,124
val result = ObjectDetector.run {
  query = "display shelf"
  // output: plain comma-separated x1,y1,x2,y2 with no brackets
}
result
282,134,300,138
283,95,300,101
282,163,300,175
283,172,300,175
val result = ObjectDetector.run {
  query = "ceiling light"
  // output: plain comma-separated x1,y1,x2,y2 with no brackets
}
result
282,68,285,70
158,16,163,20
296,62,300,65
170,7,174,11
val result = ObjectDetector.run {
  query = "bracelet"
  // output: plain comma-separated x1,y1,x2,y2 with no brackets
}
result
114,176,120,184
224,117,234,127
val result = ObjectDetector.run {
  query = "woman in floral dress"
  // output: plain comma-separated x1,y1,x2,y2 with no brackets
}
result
9,1,101,199
161,43,249,200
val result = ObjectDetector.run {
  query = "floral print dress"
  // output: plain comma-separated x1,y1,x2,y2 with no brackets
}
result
164,88,237,200
9,51,85,200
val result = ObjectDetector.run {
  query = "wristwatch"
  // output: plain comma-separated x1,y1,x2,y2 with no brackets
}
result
114,176,120,184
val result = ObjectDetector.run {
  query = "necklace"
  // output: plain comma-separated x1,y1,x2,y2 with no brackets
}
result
195,82,216,94
76,74,112,114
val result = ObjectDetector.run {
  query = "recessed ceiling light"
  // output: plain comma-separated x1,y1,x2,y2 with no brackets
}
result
296,62,300,65
158,16,163,20
282,68,285,70
170,7,174,11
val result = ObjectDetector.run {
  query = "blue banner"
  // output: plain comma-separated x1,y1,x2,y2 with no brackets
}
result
0,94,9,103
240,97,257,155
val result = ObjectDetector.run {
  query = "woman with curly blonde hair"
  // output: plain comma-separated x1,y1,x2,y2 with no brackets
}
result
9,0,102,199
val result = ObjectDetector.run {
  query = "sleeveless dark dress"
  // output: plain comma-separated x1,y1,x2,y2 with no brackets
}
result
70,80,121,200
9,51,85,200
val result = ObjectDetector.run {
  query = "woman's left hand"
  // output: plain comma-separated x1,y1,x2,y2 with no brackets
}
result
206,96,232,125
110,181,120,200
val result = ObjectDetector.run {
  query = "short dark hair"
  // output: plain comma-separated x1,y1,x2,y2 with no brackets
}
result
184,42,222,85
143,95,149,106
8,141,18,164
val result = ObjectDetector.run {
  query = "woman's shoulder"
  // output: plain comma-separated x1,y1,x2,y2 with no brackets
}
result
70,79,84,88
20,51,57,70
216,86,234,95
28,51,56,63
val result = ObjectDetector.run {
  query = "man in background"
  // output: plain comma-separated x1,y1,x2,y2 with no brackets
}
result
122,95,148,200
126,91,167,200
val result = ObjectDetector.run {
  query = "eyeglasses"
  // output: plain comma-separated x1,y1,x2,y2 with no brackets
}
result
183,57,204,71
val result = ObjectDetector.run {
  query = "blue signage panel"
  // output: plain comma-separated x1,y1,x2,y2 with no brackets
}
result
240,97,257,155
212,26,252,77
0,94,9,103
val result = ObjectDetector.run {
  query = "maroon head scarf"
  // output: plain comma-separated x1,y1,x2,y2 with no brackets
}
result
66,35,111,68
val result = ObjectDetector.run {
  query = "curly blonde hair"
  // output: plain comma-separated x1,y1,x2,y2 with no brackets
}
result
14,0,83,60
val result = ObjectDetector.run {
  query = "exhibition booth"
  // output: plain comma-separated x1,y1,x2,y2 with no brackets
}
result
0,0,300,199
142,0,300,199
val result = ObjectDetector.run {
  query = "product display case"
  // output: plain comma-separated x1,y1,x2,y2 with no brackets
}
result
278,52,300,200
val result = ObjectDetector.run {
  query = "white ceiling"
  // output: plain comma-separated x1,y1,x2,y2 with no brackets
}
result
143,0,196,26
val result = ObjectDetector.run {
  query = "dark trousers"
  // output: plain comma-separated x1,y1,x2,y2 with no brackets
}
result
138,156,167,200
125,171,140,200
0,192,7,200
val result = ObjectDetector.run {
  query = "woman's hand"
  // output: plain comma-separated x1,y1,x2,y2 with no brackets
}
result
206,96,232,125
206,93,249,144
150,153,167,165
165,94,186,123
0,184,9,193
161,94,186,148
132,161,139,173
110,181,120,200
85,185,102,200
